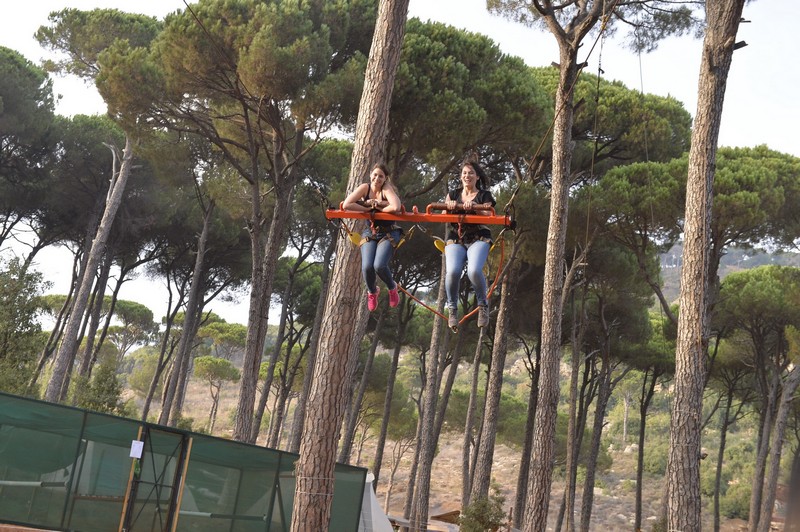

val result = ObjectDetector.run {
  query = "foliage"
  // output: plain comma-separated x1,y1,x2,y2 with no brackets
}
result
459,488,507,532
719,481,750,520
0,47,57,241
71,354,128,416
126,346,162,399
386,380,418,441
0,258,48,395
194,356,240,386
495,393,530,447
643,439,669,475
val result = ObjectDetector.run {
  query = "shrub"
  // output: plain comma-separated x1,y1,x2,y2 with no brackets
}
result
720,481,750,520
643,440,669,475
459,489,507,532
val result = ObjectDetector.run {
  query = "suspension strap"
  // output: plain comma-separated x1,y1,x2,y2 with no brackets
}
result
396,284,449,321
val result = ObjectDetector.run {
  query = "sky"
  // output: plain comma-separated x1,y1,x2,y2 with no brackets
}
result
1,0,798,325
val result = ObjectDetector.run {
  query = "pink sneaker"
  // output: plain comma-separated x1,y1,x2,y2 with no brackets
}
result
388,287,400,308
367,289,379,311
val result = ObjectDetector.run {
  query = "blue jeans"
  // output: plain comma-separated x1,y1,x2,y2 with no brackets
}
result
445,240,490,310
361,229,401,294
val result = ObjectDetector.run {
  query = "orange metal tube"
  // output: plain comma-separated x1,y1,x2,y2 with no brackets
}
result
325,204,512,227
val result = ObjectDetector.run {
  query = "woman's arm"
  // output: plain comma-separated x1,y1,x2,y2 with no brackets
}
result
443,189,459,212
342,183,371,211
378,185,402,214
470,191,496,215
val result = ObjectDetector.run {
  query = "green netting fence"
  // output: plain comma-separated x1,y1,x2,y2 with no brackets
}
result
0,392,366,531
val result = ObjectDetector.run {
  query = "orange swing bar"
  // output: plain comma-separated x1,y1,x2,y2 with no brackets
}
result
325,202,514,228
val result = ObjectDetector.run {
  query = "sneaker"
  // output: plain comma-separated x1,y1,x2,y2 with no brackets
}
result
448,308,458,329
367,289,379,311
477,305,489,328
388,287,400,308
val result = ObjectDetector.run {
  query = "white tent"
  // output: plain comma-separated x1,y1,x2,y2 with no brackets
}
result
358,472,393,532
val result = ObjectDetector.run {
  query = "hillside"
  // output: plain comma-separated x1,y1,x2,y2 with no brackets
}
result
161,378,767,531
660,244,800,305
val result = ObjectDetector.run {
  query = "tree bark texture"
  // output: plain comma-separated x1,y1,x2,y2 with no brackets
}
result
340,303,387,463
407,256,448,530
513,339,540,529
372,306,409,487
462,327,486,507
45,136,135,403
160,202,214,426
470,263,518,503
524,42,580,531
579,354,613,532
635,368,660,531
291,1,409,529
757,366,800,532
233,186,293,441
667,2,745,530
288,236,335,453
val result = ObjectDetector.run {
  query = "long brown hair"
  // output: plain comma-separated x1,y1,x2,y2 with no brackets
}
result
371,163,398,195
462,160,489,190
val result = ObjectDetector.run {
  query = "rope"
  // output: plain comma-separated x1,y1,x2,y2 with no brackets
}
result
397,284,448,321
502,0,620,217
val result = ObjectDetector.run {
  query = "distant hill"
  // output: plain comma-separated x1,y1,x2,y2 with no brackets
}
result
659,244,800,305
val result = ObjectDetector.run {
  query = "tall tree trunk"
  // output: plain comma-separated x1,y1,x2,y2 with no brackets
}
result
288,236,335,453
433,328,463,438
559,286,587,532
141,301,181,422
30,263,77,391
85,264,130,379
524,43,580,531
340,303,388,463
234,184,294,441
749,372,779,531
160,202,214,425
44,137,135,403
713,389,733,532
579,355,615,532
291,1,409,528
372,304,410,487
384,438,414,510
634,368,660,531
268,380,288,448
757,366,800,532
253,275,293,443
513,337,541,529
470,263,518,503
403,415,423,521
667,2,745,529
461,327,486,507
407,258,448,531
78,247,112,378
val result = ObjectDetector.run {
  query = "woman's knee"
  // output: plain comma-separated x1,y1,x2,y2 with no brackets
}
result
362,262,375,277
467,264,486,282
375,262,391,279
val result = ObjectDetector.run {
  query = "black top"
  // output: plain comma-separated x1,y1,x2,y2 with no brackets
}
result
361,189,395,231
444,188,496,243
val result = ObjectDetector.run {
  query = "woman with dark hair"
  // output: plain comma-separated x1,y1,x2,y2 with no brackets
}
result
343,163,403,311
442,160,496,329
